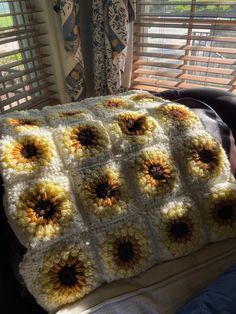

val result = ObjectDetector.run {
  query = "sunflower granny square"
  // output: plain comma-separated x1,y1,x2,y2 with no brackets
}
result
0,90,236,312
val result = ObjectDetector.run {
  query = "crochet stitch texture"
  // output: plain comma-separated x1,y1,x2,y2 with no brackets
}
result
0,91,236,312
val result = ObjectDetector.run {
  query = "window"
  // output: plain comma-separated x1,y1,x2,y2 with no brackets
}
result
0,0,57,112
132,0,236,93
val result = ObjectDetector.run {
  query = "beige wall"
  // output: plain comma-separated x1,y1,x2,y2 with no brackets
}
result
31,0,70,103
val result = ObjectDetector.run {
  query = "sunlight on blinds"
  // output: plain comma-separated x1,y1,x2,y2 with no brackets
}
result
0,0,57,112
132,0,236,93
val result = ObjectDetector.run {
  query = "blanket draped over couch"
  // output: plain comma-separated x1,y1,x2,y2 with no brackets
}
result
0,91,236,312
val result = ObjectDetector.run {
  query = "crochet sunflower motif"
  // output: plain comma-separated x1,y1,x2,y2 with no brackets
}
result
95,97,134,109
135,149,177,196
100,225,150,278
130,93,158,103
185,136,225,180
1,135,54,174
58,111,87,118
79,166,128,217
38,246,96,306
4,117,44,133
159,202,203,257
14,181,75,240
155,103,200,129
59,122,110,161
110,111,158,145
203,187,236,240
49,109,89,124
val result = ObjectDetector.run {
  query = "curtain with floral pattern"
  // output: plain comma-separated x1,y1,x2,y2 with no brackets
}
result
92,0,135,96
54,0,135,99
54,0,85,101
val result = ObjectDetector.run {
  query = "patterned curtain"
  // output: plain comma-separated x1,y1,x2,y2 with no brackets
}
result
54,0,85,101
54,0,135,99
92,0,135,96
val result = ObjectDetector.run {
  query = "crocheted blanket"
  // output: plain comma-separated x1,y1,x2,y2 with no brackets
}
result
0,91,235,312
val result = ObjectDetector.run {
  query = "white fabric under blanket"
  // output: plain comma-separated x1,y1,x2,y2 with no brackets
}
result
57,238,236,314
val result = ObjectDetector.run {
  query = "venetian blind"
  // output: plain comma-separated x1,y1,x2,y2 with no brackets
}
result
132,0,236,93
0,0,57,113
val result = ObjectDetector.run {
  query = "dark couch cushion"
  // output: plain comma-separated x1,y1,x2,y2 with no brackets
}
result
177,261,236,314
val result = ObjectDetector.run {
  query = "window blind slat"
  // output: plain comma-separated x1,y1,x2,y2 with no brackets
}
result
138,13,236,18
0,0,57,111
134,60,181,69
181,65,234,76
0,73,53,96
183,55,236,65
0,43,48,59
0,10,42,17
1,92,57,113
0,0,30,2
136,22,236,31
0,63,51,84
180,74,232,85
135,51,184,59
137,17,236,25
134,68,181,79
134,43,236,54
0,22,44,32
0,54,49,71
185,45,236,54
133,76,178,88
137,2,236,6
132,83,228,93
135,42,185,50
134,66,234,76
132,84,168,93
0,33,46,45
0,28,35,39
133,0,236,93
1,82,54,108
179,82,228,91
135,32,236,43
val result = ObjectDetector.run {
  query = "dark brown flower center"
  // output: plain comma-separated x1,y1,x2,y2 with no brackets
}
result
96,181,115,199
58,265,77,287
106,100,120,108
198,149,214,164
17,119,36,126
133,94,154,101
217,204,234,221
117,240,134,262
76,128,96,147
60,112,78,117
149,164,165,180
34,200,56,219
124,117,145,133
170,221,189,240
169,109,185,120
21,144,38,159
